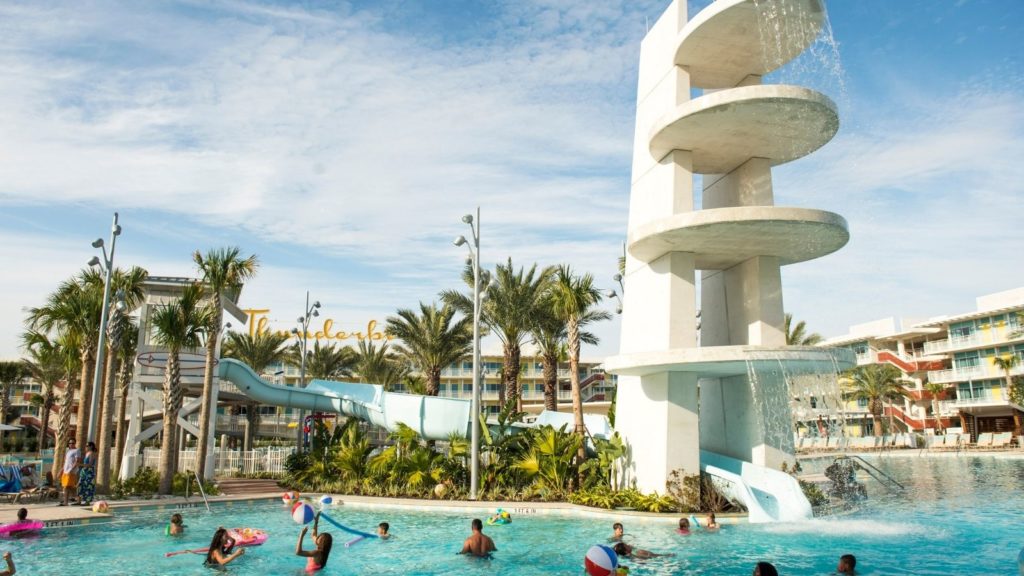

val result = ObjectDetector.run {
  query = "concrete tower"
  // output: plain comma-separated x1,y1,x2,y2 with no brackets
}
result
607,0,855,493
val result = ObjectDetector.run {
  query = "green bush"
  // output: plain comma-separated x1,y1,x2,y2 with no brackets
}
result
111,466,160,499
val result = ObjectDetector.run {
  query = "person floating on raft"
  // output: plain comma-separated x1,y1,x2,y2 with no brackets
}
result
486,509,511,525
0,508,43,537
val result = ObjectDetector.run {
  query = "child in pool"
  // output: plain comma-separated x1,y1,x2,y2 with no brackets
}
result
677,517,691,535
168,513,185,535
613,542,673,560
296,512,333,572
204,527,245,567
377,522,391,540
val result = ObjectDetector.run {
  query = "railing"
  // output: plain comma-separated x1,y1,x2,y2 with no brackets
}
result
953,395,1002,407
923,340,951,355
142,448,291,476
927,366,986,383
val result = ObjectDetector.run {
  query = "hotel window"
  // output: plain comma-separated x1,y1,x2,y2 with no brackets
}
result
486,383,500,392
950,325,974,340
857,398,868,408
955,355,980,370
463,384,472,393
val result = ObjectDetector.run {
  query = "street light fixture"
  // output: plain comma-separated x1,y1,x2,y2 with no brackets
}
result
86,213,122,444
455,208,482,500
294,292,321,451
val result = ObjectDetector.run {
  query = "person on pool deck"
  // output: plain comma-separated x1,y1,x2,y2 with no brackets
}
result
168,513,185,536
753,561,778,576
612,542,672,560
296,511,333,572
205,527,245,567
59,438,80,507
377,522,391,540
677,517,691,535
609,522,624,542
459,519,496,558
705,512,720,531
0,551,15,576
836,553,857,575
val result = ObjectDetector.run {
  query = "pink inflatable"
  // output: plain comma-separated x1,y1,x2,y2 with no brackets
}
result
0,521,44,536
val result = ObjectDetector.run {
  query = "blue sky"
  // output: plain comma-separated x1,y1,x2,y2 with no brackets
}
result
1,0,1022,360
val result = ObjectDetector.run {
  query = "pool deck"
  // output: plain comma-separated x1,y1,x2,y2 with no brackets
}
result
0,492,742,528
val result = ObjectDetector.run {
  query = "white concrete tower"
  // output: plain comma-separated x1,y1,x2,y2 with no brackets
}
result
607,0,854,493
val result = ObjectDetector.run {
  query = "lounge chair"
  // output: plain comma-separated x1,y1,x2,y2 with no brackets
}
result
990,432,1013,450
971,432,993,449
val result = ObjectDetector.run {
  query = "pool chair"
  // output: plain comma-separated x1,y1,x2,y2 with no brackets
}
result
990,432,1013,450
971,432,993,450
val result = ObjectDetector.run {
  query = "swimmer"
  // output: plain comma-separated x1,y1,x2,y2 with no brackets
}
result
459,519,496,558
753,561,778,576
296,512,333,572
377,522,391,540
705,512,720,531
204,527,245,567
168,513,185,536
609,522,624,542
488,509,510,524
677,517,691,535
837,553,856,575
612,542,672,560
0,551,14,576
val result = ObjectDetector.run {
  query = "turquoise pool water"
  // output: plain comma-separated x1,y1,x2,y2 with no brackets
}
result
4,455,1024,575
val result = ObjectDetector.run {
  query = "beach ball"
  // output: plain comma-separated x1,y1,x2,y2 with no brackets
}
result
319,495,333,507
433,483,448,498
291,501,315,525
584,544,618,576
282,490,299,503
92,501,109,514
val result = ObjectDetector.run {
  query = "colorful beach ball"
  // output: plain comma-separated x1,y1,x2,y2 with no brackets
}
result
291,501,316,524
91,501,109,514
282,490,299,503
584,544,618,576
319,495,333,507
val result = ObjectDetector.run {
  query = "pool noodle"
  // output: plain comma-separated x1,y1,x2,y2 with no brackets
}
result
344,536,365,548
318,512,377,539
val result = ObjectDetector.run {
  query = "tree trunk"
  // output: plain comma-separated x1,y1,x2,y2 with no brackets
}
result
427,367,441,397
53,378,76,480
75,351,95,448
0,385,10,448
159,354,182,495
930,398,942,435
244,402,261,451
40,390,54,452
196,298,223,480
112,365,131,482
542,352,558,412
568,319,586,471
96,350,119,493
869,398,883,437
503,344,522,412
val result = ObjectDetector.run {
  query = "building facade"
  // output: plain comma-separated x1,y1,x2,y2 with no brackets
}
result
821,287,1024,439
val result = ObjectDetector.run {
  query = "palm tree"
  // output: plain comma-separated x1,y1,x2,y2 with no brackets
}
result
442,259,553,411
841,364,907,436
223,331,289,450
112,322,138,481
0,361,28,448
385,302,472,397
547,265,611,471
992,354,1020,397
96,266,148,493
353,340,409,389
785,313,823,346
150,283,210,494
531,305,599,412
287,340,358,382
923,381,948,435
193,247,259,479
28,269,105,449
21,330,67,451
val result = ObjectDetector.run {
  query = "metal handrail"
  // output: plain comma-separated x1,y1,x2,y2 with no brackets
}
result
186,469,211,512
838,455,905,493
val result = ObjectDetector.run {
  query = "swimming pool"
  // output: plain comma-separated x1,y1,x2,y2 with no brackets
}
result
4,454,1023,575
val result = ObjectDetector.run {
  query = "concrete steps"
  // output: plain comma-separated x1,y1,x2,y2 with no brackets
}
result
215,478,282,496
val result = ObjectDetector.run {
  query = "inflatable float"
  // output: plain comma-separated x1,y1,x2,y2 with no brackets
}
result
486,509,511,525
0,520,44,536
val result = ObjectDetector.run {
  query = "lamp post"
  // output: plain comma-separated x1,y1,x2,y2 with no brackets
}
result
291,292,320,452
86,212,122,444
453,207,482,500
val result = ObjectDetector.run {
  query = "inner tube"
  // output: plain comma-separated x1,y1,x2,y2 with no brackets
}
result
0,521,44,536
227,528,269,547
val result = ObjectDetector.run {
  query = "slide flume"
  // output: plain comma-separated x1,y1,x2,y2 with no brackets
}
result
699,450,812,523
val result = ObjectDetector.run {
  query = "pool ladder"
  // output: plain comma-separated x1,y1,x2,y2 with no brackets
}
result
836,455,905,494
185,470,211,512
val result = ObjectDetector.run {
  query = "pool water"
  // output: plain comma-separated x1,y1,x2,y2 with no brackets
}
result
4,455,1024,575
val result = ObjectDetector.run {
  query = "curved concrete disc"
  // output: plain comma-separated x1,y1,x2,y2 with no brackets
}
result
676,0,825,89
627,207,848,268
649,85,837,173
605,346,855,378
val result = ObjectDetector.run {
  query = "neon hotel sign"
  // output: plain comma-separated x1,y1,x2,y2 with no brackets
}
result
242,309,394,342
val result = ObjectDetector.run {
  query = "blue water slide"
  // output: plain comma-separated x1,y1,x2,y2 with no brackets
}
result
217,358,471,440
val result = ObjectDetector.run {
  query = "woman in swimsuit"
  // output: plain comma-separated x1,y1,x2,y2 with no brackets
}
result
205,527,245,567
295,512,333,572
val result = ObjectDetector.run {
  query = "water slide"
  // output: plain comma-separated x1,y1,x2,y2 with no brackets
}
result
217,358,471,441
699,450,812,523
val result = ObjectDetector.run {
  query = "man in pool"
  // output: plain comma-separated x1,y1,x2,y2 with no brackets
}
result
836,553,856,574
459,519,496,558
609,522,624,542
